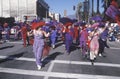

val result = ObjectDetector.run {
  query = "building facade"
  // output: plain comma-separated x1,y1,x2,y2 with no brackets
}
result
0,0,49,21
49,12,60,22
37,0,49,20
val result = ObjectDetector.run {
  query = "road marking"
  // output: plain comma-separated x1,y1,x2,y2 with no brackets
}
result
0,55,120,68
109,47,120,50
7,41,23,44
0,67,120,79
44,62,55,79
0,55,35,62
53,60,120,68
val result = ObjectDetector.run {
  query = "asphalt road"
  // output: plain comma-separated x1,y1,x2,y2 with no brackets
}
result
0,40,120,79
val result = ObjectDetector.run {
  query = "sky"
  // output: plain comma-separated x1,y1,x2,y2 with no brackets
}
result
44,0,104,17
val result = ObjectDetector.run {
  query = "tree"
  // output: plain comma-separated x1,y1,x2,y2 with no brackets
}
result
76,2,82,21
102,0,111,13
97,0,100,14
92,0,94,16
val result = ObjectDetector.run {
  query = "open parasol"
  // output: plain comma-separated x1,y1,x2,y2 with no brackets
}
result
60,17,73,24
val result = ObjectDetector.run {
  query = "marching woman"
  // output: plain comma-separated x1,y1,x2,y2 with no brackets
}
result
63,22,73,54
79,26,88,58
33,22,49,70
20,24,28,47
89,27,99,65
50,26,57,49
73,24,79,44
3,23,10,42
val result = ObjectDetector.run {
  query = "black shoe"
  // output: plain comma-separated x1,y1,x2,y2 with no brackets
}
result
91,60,94,65
102,54,106,57
94,57,96,60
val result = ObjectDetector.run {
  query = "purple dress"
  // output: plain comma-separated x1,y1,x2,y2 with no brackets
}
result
33,33,44,66
79,29,88,47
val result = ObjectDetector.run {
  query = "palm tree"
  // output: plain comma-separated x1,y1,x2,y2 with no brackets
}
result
97,0,100,14
77,2,82,21
92,0,94,16
102,0,111,13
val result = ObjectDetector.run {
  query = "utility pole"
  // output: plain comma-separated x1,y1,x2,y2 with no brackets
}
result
46,10,48,22
83,0,89,22
17,0,19,21
9,0,11,17
64,9,67,17
1,0,3,17
26,0,28,15
77,2,82,21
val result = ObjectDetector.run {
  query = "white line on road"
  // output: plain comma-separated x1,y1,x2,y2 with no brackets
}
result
44,62,55,79
0,55,120,68
109,47,120,50
0,55,35,62
7,41,23,44
53,60,120,68
0,67,120,79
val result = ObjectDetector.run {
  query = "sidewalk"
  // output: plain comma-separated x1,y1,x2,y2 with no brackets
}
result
108,41,120,48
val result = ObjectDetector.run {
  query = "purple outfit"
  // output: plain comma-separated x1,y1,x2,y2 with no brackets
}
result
4,26,10,41
50,30,57,46
65,31,73,53
33,33,44,66
79,29,88,47
0,26,3,40
79,29,88,56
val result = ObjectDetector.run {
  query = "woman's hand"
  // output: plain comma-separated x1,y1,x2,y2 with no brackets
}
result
43,31,50,37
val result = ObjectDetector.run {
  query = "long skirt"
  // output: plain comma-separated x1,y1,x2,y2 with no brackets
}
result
90,36,99,60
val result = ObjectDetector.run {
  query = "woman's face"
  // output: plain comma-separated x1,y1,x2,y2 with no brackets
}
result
68,26,71,29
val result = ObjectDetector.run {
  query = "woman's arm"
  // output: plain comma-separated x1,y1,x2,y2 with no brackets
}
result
33,29,36,35
43,31,50,37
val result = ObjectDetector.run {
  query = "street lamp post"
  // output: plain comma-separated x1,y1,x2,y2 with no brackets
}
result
77,2,82,21
26,0,28,15
9,0,11,17
1,0,3,17
17,0,19,21
46,10,48,22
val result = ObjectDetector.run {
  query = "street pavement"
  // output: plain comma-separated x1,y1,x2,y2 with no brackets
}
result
0,40,120,79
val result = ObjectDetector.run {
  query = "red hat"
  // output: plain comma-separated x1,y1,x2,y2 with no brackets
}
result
31,21,45,29
64,22,72,27
111,0,118,8
38,21,45,26
31,22,36,30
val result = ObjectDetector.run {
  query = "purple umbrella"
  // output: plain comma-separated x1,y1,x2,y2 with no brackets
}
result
72,19,78,23
60,17,73,24
106,5,120,19
77,21,86,26
92,23,99,28
45,22,53,26
90,15,103,22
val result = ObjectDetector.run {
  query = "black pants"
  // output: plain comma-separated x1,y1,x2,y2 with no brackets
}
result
26,36,30,45
98,39,105,54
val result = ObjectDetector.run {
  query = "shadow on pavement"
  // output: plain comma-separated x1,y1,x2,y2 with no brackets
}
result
42,52,63,67
55,42,64,48
0,52,25,63
0,45,14,50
